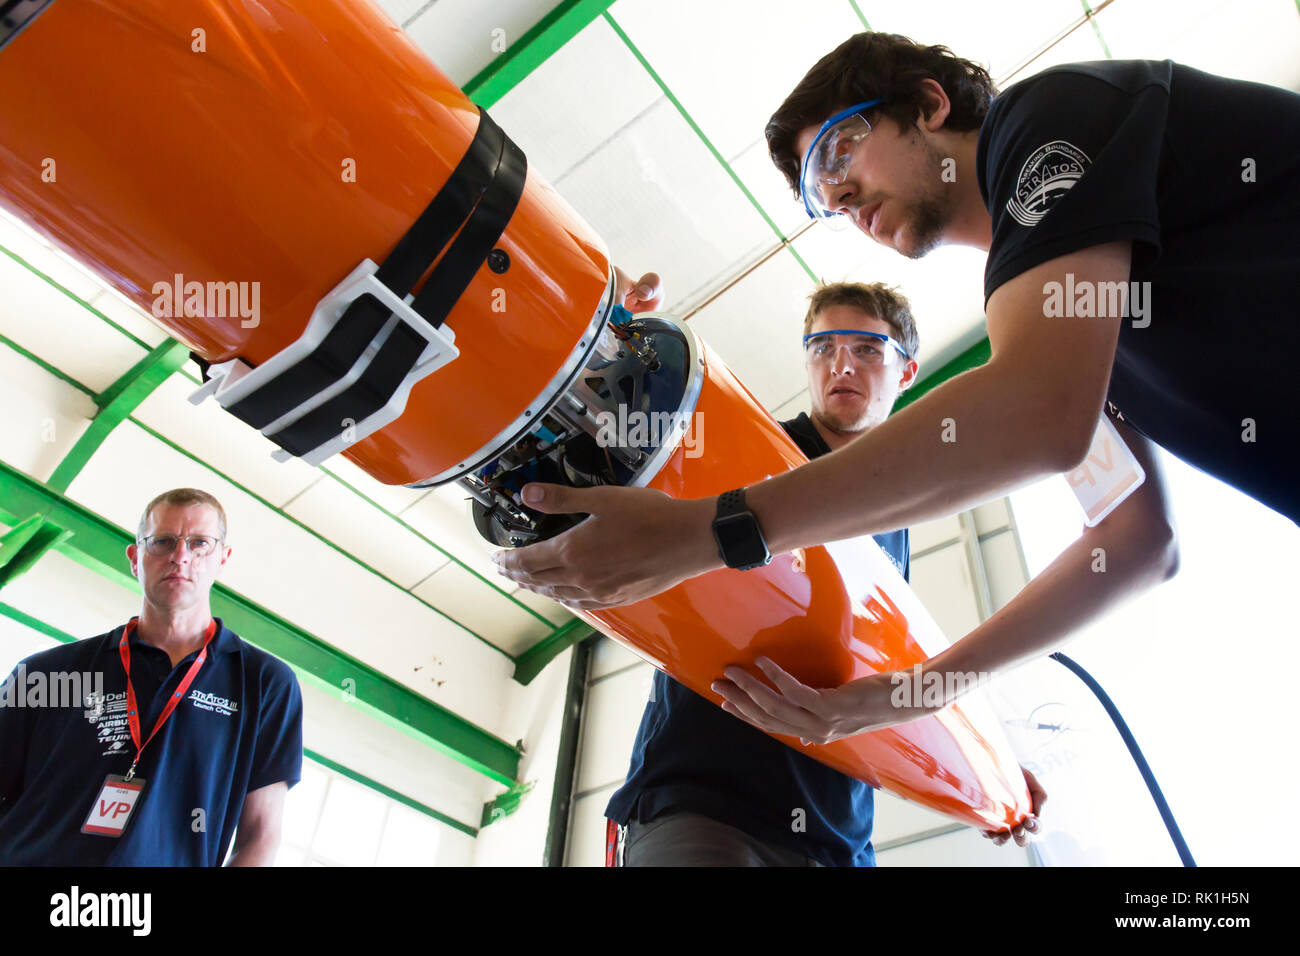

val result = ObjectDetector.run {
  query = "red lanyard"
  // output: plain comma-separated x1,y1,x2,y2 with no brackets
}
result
117,617,216,781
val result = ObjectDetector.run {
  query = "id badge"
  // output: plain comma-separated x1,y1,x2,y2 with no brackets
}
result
81,774,146,837
1065,414,1146,526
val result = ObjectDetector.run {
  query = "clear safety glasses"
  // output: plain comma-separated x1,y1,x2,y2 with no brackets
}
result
799,98,886,227
802,329,909,367
139,534,223,557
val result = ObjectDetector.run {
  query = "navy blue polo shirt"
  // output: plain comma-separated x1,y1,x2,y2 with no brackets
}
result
0,618,302,866
605,413,909,867
979,59,1300,524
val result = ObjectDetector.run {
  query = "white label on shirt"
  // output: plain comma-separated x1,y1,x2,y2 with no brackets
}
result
1066,414,1146,526
82,775,146,837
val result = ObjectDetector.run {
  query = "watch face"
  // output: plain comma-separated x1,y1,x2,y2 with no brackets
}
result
714,513,770,569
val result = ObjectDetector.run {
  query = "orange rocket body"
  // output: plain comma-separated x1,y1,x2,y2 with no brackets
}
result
0,0,1030,830
0,0,611,485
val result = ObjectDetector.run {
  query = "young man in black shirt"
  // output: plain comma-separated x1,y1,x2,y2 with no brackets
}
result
497,35,1297,749
606,281,1042,865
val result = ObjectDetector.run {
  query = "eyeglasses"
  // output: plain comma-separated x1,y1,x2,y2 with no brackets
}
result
803,329,909,367
139,534,223,557
799,98,886,226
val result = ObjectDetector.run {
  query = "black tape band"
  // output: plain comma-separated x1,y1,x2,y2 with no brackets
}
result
267,114,528,457
225,110,508,431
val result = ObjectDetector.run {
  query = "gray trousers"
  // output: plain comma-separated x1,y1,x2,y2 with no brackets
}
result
620,811,825,867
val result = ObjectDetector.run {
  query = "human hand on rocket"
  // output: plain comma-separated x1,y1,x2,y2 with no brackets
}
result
613,266,664,313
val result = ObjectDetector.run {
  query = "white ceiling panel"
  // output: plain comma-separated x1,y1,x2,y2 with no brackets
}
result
299,677,492,827
0,349,94,482
403,485,502,583
321,456,431,518
982,528,1029,613
547,94,777,313
909,512,962,552
610,0,866,163
995,15,1111,86
0,616,59,674
729,141,813,241
863,0,1086,80
411,562,554,657
508,584,573,627
688,250,821,410
589,634,641,679
403,0,559,87
1093,0,1300,89
1,550,141,645
910,542,981,641
871,786,958,844
133,373,320,510
0,211,108,303
490,17,665,183
282,475,448,590
771,386,811,420
374,0,435,29
0,252,147,394
85,287,171,348
575,661,653,792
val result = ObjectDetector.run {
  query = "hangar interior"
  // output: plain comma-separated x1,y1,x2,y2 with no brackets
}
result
2,0,1298,866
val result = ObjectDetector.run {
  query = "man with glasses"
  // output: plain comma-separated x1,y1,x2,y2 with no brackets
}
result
604,281,1043,866
496,36,1297,769
0,488,302,865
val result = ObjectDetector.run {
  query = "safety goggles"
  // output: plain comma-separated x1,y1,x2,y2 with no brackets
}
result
799,98,886,226
139,533,223,557
802,329,909,367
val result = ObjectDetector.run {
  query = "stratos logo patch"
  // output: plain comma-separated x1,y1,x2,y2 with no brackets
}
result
1006,140,1091,226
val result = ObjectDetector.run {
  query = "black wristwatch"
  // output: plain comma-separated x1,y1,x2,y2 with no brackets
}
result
712,488,772,571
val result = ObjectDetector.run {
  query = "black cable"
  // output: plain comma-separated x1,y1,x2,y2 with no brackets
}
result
1049,651,1196,867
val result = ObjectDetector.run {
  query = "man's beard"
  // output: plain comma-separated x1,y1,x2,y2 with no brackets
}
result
896,139,953,259
898,196,948,259
812,404,875,437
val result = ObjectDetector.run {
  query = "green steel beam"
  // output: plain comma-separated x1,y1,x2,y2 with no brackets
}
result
0,459,522,785
1078,1,1113,59
0,516,73,591
512,618,593,685
47,339,189,493
847,0,872,31
0,600,479,838
892,335,991,413
463,0,618,108
481,780,535,828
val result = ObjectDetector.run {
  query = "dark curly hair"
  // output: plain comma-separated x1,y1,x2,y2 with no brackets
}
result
767,33,996,198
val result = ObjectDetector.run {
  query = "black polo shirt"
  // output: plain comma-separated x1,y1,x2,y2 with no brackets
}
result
0,618,302,865
605,413,909,867
979,59,1300,523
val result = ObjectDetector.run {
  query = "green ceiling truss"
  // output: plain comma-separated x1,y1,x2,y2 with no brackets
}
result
464,0,619,108
512,618,594,685
480,779,535,828
0,514,73,591
46,338,189,493
0,458,522,786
